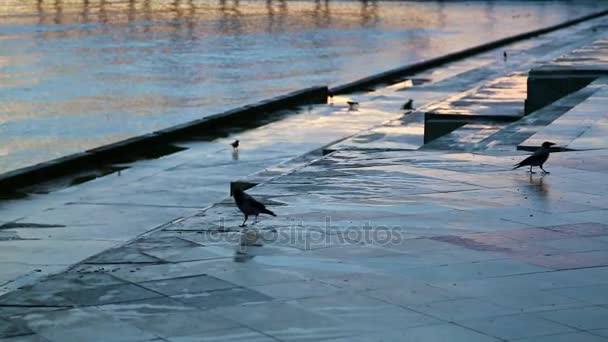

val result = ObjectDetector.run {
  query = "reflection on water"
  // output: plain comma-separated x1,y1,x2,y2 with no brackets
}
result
0,0,606,173
234,228,263,262
527,173,550,213
529,173,549,197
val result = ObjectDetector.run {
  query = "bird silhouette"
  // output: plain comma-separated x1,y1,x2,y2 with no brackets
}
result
231,140,239,150
347,101,359,110
513,141,556,174
401,99,414,110
503,51,508,60
232,188,276,227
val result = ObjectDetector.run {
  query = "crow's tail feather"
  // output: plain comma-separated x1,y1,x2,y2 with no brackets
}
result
261,208,276,216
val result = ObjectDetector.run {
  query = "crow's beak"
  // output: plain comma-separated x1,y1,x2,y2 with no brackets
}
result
548,142,557,146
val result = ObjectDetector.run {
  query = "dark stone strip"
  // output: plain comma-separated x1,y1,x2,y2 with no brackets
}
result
0,222,65,229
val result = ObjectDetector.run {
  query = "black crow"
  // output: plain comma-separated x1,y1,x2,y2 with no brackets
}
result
503,51,508,60
401,99,414,110
231,140,239,150
513,141,556,174
232,188,276,227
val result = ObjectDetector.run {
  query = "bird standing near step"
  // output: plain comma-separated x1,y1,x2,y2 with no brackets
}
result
503,51,508,61
401,99,414,110
232,188,276,227
231,140,239,150
513,141,556,174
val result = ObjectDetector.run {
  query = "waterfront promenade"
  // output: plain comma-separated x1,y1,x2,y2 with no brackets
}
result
2,12,608,342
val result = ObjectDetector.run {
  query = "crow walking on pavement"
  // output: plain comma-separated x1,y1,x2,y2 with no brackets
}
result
231,140,239,150
347,101,359,110
232,188,276,227
513,141,556,174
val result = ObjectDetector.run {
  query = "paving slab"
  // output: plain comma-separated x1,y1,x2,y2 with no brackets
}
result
138,274,237,296
0,318,33,340
407,298,519,322
289,294,442,331
458,313,576,341
538,306,608,331
379,323,500,342
364,283,463,306
165,327,278,342
592,329,608,339
19,307,159,342
96,297,242,340
0,335,52,342
209,301,353,341
513,332,608,342
547,284,608,305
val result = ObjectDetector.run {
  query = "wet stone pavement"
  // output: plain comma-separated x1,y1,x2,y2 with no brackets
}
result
4,147,608,341
3,15,608,342
4,13,605,297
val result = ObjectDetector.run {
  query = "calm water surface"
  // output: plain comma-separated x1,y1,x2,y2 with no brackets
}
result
0,0,606,173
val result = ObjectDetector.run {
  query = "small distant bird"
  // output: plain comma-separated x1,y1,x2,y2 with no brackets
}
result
401,99,414,110
231,140,239,150
232,188,276,227
513,141,556,174
347,101,359,110
503,51,508,60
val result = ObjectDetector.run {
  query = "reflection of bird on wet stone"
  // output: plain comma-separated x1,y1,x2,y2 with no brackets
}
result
401,99,414,110
513,141,556,174
231,140,239,150
232,188,276,227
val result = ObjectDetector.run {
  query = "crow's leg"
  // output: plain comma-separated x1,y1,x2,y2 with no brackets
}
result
527,165,536,174
239,215,248,227
253,214,259,225
540,165,550,174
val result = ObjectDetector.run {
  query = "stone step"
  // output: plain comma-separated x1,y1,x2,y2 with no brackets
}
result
420,122,506,151
423,72,528,144
323,112,426,153
424,72,528,119
477,77,605,152
519,78,608,151
525,38,608,114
